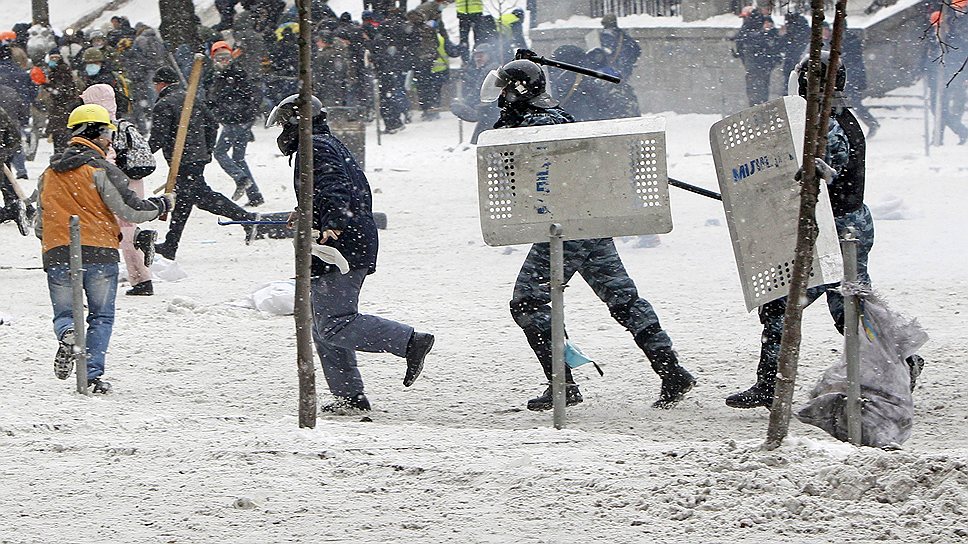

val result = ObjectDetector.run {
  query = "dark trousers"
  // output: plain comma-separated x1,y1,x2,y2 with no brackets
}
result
413,67,448,112
378,71,408,130
159,162,253,259
509,238,673,383
0,161,23,223
457,12,484,60
929,76,968,142
745,67,772,107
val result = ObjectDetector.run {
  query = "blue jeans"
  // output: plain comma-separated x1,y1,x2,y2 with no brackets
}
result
214,123,263,202
46,262,119,380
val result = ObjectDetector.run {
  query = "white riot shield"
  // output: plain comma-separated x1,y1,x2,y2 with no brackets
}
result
710,96,844,312
477,117,672,246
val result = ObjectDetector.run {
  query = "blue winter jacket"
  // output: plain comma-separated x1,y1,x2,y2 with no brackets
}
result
0,59,37,105
294,120,378,277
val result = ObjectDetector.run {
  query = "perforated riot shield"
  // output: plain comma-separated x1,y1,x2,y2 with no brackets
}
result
710,96,844,312
477,117,672,246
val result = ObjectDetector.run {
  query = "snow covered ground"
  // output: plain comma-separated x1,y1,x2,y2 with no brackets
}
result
2,87,967,541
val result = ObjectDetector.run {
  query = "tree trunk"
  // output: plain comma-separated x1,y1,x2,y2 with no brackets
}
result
294,0,317,429
159,0,199,52
764,0,849,450
32,0,50,26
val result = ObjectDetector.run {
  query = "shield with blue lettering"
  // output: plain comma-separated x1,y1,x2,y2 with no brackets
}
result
476,116,672,246
710,96,844,311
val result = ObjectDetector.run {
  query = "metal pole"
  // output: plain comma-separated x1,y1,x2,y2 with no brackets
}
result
456,71,464,145
842,226,862,445
549,223,566,429
924,78,931,157
69,216,88,395
374,77,383,146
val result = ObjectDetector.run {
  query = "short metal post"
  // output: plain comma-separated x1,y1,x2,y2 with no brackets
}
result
374,77,382,146
69,216,88,395
842,227,861,445
549,224,566,429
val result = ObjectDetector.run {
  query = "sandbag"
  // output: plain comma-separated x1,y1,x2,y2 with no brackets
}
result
795,294,928,448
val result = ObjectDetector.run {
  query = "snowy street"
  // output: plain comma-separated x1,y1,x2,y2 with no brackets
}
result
1,95,967,541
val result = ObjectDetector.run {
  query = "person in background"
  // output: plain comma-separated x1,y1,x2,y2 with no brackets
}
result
455,0,485,62
149,67,258,261
81,83,158,296
599,13,641,79
205,41,265,207
78,48,132,117
40,51,82,152
0,106,29,235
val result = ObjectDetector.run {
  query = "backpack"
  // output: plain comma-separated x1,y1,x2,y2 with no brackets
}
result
113,120,156,179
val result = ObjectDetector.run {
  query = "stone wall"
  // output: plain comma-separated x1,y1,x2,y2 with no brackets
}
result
530,2,926,114
531,25,751,114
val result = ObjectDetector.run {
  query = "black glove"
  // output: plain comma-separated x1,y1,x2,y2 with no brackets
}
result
148,194,174,215
515,48,539,61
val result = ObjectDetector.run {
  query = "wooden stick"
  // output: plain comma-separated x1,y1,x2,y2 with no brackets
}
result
154,53,206,197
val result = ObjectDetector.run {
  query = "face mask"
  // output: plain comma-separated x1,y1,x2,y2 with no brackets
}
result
48,60,58,68
277,122,300,156
85,64,101,76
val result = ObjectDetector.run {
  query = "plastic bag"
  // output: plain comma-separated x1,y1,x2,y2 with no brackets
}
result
151,256,188,282
250,280,296,316
795,294,928,447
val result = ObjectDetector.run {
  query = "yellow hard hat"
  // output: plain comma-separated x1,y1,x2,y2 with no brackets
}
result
67,104,116,131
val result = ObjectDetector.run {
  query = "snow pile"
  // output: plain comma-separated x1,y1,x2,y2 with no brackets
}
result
869,194,920,220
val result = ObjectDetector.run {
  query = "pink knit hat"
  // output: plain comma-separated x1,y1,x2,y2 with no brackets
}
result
80,83,117,121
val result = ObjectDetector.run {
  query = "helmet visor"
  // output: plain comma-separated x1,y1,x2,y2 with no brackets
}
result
265,103,293,128
479,70,506,103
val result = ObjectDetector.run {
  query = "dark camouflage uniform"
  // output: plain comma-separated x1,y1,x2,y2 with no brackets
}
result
501,104,679,383
754,113,872,388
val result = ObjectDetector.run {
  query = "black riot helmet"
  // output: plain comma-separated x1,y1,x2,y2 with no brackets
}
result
480,59,557,108
795,50,846,98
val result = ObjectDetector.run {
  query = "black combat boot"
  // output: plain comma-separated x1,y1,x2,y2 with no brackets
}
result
321,393,371,413
526,384,583,411
636,327,696,408
725,352,778,409
134,229,157,267
404,332,434,387
520,324,574,384
725,382,775,409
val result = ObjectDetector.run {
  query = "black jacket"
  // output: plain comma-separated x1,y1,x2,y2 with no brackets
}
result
294,118,379,276
149,84,219,165
204,63,261,124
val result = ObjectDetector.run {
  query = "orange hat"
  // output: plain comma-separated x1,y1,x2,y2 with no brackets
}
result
0,30,16,42
210,40,232,58
930,10,942,26
30,65,47,85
